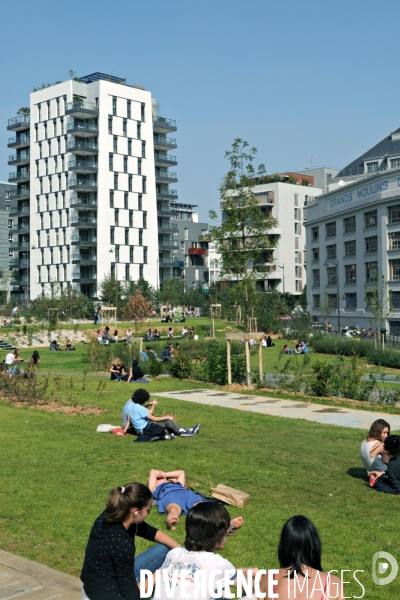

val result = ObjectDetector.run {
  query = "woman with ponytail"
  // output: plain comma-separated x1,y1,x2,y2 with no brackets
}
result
81,482,179,600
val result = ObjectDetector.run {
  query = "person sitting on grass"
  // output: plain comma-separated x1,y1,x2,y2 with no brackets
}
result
126,359,150,384
154,503,256,600
257,515,345,599
283,344,294,355
147,469,242,533
110,358,128,381
30,350,40,366
145,346,158,360
153,328,160,341
65,339,75,351
360,419,390,473
81,482,179,600
122,389,200,441
167,327,174,339
160,345,172,362
125,328,133,343
49,339,61,351
369,435,400,494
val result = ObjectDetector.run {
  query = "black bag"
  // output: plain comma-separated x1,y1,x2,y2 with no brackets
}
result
134,422,164,443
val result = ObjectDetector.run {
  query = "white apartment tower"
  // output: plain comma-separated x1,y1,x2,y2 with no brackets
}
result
7,72,178,303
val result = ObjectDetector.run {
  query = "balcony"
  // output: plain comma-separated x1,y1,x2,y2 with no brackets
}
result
157,189,178,200
71,235,97,246
152,116,177,134
70,216,97,228
10,258,30,269
10,275,29,286
72,272,97,283
67,140,98,155
156,171,178,184
158,222,178,233
8,152,30,166
154,153,177,167
69,179,98,192
72,254,97,264
157,206,176,216
69,159,98,174
10,223,30,234
9,241,30,251
198,234,212,243
67,122,99,137
7,116,30,131
158,240,178,249
188,248,207,255
9,170,30,183
9,205,30,217
159,258,184,267
160,274,182,282
10,293,29,302
65,101,99,118
8,134,30,149
153,135,177,150
9,188,30,200
69,195,97,208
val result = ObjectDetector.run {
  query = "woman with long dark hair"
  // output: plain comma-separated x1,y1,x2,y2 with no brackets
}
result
81,482,179,600
258,516,344,599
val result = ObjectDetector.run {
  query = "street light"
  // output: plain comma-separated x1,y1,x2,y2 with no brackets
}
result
278,264,285,294
324,259,340,334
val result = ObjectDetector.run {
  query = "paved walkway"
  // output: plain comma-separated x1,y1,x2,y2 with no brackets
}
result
0,549,81,598
157,389,400,430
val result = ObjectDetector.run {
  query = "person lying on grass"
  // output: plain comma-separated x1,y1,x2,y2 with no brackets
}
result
122,389,200,440
154,502,256,600
368,435,400,494
147,468,243,533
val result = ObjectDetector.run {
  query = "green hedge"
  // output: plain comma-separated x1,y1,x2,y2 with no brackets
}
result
310,333,400,369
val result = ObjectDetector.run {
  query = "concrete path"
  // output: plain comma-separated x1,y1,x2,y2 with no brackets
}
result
157,389,400,430
0,549,81,598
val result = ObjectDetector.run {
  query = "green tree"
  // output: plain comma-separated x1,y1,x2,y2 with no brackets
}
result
123,290,153,332
318,289,336,332
209,139,278,329
124,278,157,304
156,279,185,308
365,275,392,347
98,274,125,315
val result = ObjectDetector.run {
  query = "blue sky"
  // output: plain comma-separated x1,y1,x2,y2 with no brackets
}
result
1,0,399,221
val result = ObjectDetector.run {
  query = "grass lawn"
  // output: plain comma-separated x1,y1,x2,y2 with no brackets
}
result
1,356,400,598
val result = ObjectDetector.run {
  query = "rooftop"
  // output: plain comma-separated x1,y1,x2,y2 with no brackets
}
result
336,127,400,177
80,72,126,84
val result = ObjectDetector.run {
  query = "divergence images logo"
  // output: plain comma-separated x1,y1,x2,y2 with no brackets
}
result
372,552,398,586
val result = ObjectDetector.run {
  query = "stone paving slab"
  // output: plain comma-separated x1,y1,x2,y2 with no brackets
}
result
0,549,81,599
156,389,400,431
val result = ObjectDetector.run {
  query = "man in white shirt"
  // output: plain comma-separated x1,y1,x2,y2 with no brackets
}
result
5,352,14,365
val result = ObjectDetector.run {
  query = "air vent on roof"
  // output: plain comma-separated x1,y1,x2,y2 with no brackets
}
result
391,132,400,141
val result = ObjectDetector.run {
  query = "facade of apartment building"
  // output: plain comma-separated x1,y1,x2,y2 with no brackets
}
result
222,182,321,296
296,167,340,193
7,72,178,304
171,201,209,289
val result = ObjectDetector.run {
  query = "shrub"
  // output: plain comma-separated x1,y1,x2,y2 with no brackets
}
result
311,332,400,369
147,354,164,377
169,351,193,379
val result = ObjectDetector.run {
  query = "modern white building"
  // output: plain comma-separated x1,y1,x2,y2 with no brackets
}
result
7,72,178,304
222,182,321,296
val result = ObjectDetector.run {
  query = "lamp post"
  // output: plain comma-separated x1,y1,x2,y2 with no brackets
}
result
324,259,340,334
278,264,285,294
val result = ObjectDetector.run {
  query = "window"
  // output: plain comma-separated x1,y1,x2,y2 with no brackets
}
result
391,291,400,309
115,246,120,262
57,138,61,154
112,97,117,116
367,162,378,173
44,123,47,139
326,244,336,260
113,136,118,153
313,294,320,309
138,194,142,211
56,98,60,117
129,210,133,227
124,192,128,209
343,216,356,234
138,159,142,175
143,177,146,193
388,204,400,224
108,117,113,134
143,212,147,229
140,103,145,122
184,228,188,241
345,264,356,284
142,141,146,158
137,122,141,139
139,229,143,245
114,173,118,190
294,222,302,235
35,124,38,141
389,231,400,250
365,235,378,254
391,158,400,168
38,104,41,121
294,208,301,220
111,264,115,279
128,139,132,156
139,265,143,278
312,269,320,286
125,264,130,281
311,248,319,263
110,227,115,245
109,190,114,208
46,196,49,211
344,240,356,257
128,175,132,192
114,209,119,226
124,156,128,173
311,226,319,242
143,247,148,264
345,293,357,308
127,100,131,119
123,119,127,137
53,119,57,136
327,266,337,285
390,259,400,281
326,222,336,238
39,143,42,159
365,210,377,229
366,261,378,283
109,153,113,171
130,246,134,263
125,228,129,245
328,294,337,309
